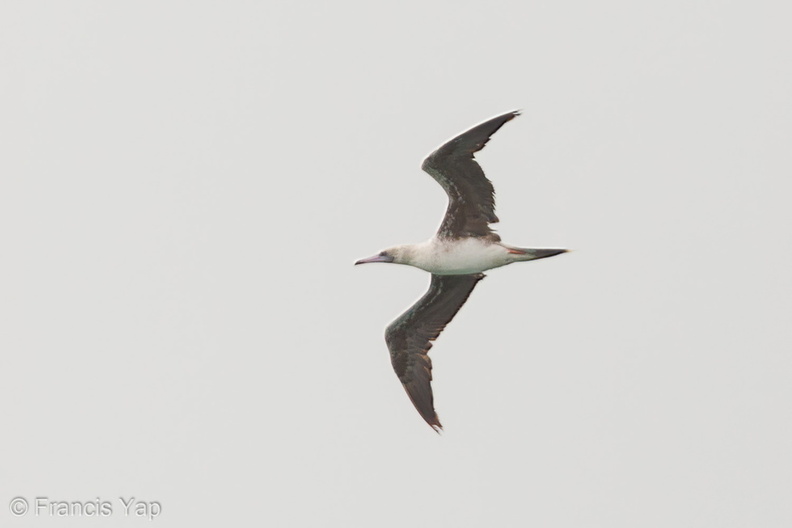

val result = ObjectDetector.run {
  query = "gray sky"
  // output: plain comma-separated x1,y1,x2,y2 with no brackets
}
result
2,1,791,526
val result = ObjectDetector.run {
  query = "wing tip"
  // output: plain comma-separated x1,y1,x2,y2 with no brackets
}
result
501,109,521,125
424,412,443,433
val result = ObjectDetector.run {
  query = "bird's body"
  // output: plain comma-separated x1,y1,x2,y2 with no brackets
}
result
356,110,566,431
382,237,556,275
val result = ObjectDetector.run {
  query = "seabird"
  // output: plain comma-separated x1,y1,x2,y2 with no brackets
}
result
355,110,566,431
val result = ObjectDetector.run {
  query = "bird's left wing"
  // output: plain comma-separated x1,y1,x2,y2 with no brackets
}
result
385,273,485,431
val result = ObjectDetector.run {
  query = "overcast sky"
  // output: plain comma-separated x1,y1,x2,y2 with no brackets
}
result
2,1,791,527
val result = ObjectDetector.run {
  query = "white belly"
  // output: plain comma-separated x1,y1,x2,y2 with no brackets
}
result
411,238,511,275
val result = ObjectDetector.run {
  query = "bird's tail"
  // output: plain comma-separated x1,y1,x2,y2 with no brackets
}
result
504,246,568,262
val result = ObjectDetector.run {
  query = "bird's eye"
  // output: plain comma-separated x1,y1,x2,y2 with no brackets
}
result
379,251,387,257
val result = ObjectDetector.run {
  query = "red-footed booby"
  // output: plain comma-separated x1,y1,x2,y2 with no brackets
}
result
355,111,566,431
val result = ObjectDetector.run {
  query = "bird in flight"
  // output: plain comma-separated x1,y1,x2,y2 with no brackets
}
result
355,110,566,431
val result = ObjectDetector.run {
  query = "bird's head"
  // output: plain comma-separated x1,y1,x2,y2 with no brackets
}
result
354,246,410,266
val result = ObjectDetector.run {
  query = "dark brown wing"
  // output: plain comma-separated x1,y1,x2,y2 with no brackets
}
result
385,273,485,431
421,110,520,240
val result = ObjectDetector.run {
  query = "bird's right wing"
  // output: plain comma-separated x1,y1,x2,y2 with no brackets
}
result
385,273,485,431
421,110,520,240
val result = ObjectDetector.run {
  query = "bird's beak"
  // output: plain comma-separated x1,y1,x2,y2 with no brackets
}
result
355,254,395,265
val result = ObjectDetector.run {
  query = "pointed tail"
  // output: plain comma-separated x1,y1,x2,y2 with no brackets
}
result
506,247,568,261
